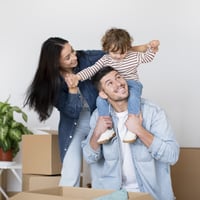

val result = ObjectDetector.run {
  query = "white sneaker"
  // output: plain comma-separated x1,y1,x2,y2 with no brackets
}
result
123,130,137,143
97,129,115,144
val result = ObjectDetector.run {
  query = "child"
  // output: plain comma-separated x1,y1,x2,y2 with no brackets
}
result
75,28,160,144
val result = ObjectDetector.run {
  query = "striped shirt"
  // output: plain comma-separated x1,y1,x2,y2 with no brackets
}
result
77,48,155,81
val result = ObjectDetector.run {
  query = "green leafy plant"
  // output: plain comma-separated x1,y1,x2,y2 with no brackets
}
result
0,97,32,159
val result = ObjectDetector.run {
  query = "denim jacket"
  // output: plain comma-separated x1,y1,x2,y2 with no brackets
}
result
55,50,105,162
82,99,180,200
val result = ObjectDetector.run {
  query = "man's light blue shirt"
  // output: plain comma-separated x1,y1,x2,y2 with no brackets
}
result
82,99,179,200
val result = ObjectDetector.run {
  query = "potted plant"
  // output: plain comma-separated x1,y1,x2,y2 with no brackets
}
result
0,97,32,161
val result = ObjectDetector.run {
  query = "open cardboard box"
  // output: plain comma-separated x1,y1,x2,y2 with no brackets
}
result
9,186,154,200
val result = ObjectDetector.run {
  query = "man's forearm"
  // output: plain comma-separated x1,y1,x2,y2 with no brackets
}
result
136,126,154,147
90,131,101,150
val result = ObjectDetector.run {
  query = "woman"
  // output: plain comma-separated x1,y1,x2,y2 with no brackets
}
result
24,37,151,186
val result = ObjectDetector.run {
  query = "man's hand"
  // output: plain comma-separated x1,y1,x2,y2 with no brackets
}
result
126,113,154,147
125,114,143,135
90,116,113,150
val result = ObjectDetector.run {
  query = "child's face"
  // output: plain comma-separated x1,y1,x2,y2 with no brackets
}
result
109,50,127,61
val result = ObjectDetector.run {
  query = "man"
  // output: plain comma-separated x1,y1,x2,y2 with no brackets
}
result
82,66,179,200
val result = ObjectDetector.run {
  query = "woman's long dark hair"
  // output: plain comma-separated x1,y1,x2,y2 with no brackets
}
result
24,37,68,121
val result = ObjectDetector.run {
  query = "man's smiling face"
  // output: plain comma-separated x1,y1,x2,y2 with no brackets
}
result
99,70,129,102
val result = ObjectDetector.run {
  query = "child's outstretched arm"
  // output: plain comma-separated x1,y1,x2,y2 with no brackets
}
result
131,40,160,53
131,44,148,52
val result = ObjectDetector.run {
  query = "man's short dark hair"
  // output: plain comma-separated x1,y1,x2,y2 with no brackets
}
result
92,66,115,90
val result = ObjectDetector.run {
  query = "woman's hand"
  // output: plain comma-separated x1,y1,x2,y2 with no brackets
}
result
63,73,79,93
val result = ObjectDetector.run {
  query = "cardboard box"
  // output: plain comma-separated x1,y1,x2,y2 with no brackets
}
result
22,174,61,191
82,159,91,188
0,170,7,200
171,147,200,200
9,186,154,200
22,132,62,175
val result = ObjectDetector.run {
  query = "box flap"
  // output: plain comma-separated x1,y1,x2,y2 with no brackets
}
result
22,174,61,191
39,129,58,135
29,128,58,135
9,192,66,200
14,187,154,200
128,192,154,200
62,187,153,199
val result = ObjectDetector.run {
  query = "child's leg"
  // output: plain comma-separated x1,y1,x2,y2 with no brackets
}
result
123,80,143,143
127,80,143,115
96,96,110,116
96,96,115,144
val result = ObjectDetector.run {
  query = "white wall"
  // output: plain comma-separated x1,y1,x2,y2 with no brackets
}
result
1,0,200,191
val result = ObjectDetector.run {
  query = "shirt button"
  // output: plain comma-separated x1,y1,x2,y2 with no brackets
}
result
74,122,77,125
69,135,72,139
64,148,67,151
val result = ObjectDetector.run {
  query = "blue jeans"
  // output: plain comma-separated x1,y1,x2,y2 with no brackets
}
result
97,80,143,116
59,107,90,186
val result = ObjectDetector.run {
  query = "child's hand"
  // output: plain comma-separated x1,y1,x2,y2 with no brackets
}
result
149,40,160,53
70,74,79,87
63,73,79,88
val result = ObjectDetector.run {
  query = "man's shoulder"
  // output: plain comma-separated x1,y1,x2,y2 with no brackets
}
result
140,98,168,125
141,98,157,106
141,98,163,112
91,108,99,116
90,109,100,124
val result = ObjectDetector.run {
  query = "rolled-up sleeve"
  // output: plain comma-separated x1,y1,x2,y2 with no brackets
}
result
82,110,103,164
147,106,180,165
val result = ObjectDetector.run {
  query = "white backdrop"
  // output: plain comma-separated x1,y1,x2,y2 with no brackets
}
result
0,0,200,191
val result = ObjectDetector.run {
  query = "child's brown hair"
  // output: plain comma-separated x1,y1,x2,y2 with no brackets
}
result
101,28,133,54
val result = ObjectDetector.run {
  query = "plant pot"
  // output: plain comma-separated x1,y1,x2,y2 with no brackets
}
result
0,148,13,161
